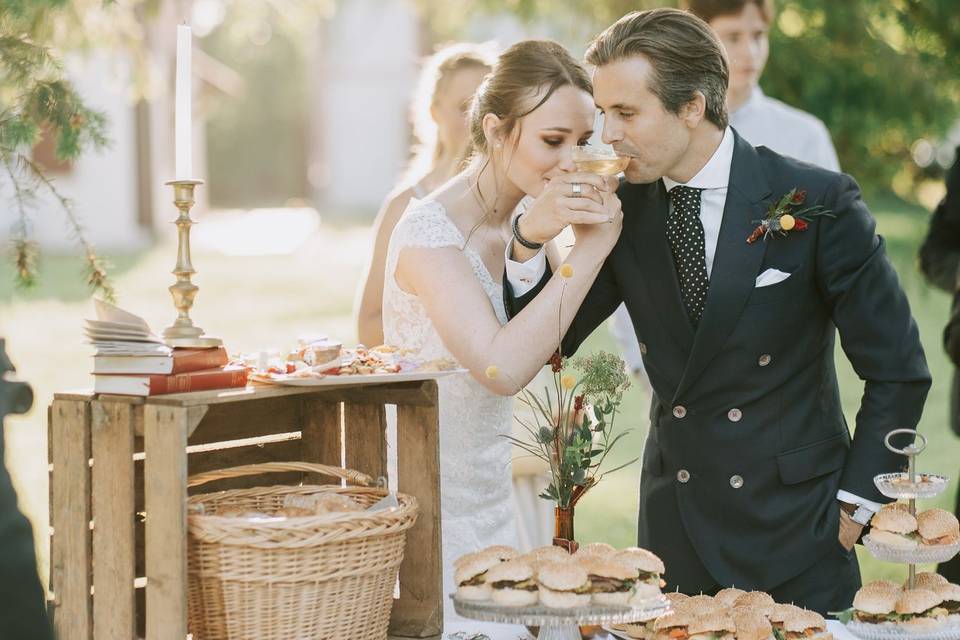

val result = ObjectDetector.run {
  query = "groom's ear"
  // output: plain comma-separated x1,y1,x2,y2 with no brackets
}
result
482,113,505,148
679,91,707,129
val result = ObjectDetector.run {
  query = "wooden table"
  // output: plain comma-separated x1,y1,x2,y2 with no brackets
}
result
47,380,443,640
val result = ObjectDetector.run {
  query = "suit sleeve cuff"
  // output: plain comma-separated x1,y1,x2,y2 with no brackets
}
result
505,244,547,298
837,490,882,512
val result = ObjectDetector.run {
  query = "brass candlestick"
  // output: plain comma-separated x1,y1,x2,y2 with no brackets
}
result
162,179,222,348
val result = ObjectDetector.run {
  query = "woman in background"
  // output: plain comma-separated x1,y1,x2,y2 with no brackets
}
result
355,43,494,346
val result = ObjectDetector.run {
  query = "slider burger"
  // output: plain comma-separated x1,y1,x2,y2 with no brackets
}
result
894,588,950,630
685,611,737,640
667,592,692,607
614,547,667,600
731,607,773,640
527,545,571,566
917,508,960,546
454,552,503,601
868,503,920,549
486,559,539,607
910,572,948,590
733,591,776,612
583,558,641,606
850,581,903,624
537,561,593,608
652,608,698,640
453,545,517,571
780,608,831,640
768,603,807,631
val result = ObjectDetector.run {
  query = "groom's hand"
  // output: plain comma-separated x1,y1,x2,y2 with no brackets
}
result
838,503,865,552
513,173,616,260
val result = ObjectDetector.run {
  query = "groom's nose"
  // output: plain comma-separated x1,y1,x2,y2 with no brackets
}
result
601,119,622,145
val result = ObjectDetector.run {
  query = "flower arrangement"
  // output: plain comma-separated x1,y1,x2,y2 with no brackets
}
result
487,264,636,545
746,188,834,244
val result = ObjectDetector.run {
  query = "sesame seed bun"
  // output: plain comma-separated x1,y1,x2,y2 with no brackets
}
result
769,604,807,624
868,529,919,550
654,609,697,631
666,592,691,607
681,595,723,615
911,572,949,590
714,588,747,606
731,607,773,640
528,545,572,565
454,553,502,586
853,583,900,615
917,509,960,542
630,581,666,604
456,583,492,601
614,547,666,575
480,545,520,561
594,590,632,606
688,611,736,635
901,617,945,632
932,582,960,602
538,561,589,591
491,585,539,607
871,504,918,534
733,591,776,609
782,608,826,633
895,588,944,615
539,586,591,608
486,559,534,584
578,542,617,557
586,558,640,581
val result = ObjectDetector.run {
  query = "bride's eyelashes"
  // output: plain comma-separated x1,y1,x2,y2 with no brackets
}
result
542,137,592,147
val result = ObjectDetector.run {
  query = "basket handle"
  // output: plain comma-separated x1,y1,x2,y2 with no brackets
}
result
187,461,374,489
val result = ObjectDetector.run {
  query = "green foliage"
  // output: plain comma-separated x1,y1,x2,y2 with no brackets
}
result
1,0,114,300
414,0,960,196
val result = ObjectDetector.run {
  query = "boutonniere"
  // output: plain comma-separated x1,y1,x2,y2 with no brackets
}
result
746,188,834,244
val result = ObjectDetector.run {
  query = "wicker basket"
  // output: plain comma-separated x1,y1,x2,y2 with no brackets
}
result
185,461,419,640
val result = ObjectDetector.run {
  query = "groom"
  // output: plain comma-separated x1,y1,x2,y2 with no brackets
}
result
504,8,930,613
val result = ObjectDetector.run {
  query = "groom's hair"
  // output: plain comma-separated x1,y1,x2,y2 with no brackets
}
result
586,8,729,130
684,0,774,25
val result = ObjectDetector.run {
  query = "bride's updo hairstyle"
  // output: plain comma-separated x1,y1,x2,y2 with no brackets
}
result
467,39,592,163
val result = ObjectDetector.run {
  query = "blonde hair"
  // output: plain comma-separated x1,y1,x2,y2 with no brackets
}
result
404,42,495,186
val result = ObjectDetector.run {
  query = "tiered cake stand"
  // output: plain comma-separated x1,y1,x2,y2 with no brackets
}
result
846,429,960,640
452,593,671,640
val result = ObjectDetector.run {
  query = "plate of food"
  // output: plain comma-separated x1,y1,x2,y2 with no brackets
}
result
248,340,463,387
838,576,960,640
863,505,960,564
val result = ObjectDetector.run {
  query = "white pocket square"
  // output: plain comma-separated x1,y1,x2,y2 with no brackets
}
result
755,268,791,288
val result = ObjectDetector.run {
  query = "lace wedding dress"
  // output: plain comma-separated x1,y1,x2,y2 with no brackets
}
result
383,199,527,638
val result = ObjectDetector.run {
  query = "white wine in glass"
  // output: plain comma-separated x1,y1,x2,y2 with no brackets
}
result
571,145,630,176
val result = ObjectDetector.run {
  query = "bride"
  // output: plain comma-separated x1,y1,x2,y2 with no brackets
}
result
382,39,622,634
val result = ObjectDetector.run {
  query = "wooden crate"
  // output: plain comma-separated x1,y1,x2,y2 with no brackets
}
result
47,381,442,640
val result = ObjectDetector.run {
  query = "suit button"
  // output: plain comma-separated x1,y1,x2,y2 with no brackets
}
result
677,469,691,483
727,408,742,422
730,475,744,489
758,354,772,367
673,405,687,419
639,342,648,355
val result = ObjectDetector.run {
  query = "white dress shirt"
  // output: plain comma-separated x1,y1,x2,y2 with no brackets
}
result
505,126,880,513
731,87,840,172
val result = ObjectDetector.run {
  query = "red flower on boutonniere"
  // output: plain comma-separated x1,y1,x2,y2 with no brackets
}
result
746,188,834,244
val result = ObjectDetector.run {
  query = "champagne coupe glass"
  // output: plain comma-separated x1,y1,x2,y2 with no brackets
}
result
571,144,629,176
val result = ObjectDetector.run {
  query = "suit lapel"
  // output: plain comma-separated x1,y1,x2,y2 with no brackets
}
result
673,133,773,401
626,180,695,355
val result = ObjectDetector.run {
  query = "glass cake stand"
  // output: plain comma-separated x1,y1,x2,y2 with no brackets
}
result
845,618,960,640
451,594,671,640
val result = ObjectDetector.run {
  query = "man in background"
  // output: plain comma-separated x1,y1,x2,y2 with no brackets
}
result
610,0,840,385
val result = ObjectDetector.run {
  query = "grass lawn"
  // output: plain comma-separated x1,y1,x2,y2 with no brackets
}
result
0,191,955,591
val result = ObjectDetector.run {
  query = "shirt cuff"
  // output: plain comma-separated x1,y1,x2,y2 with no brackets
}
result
504,244,547,298
837,490,882,513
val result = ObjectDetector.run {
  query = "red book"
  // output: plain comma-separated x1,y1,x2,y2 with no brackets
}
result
94,366,249,396
92,346,229,375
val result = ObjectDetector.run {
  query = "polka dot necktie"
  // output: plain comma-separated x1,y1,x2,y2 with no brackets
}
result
666,185,709,327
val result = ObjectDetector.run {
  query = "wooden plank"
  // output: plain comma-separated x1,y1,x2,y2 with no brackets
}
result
90,401,136,640
390,381,442,638
344,402,387,480
52,390,95,402
301,399,342,483
143,405,189,640
49,399,93,640
186,397,301,445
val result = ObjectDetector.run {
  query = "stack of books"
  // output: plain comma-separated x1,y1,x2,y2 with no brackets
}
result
87,300,248,396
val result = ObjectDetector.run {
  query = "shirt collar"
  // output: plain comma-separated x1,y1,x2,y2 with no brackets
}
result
663,126,734,192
